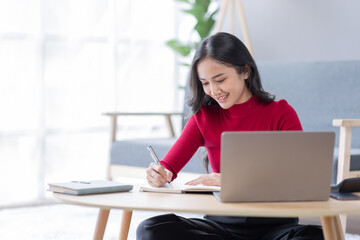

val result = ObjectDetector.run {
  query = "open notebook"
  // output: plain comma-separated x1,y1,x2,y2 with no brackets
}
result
139,180,220,194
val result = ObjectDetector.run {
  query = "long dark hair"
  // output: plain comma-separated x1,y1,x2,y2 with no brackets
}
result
187,32,275,172
188,32,274,114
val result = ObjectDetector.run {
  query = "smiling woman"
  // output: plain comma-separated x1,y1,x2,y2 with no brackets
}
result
188,32,275,115
197,58,251,109
136,32,328,240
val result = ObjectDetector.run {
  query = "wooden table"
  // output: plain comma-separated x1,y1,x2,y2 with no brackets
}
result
54,188,360,240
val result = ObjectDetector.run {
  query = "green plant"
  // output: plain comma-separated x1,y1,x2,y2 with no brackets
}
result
166,0,219,65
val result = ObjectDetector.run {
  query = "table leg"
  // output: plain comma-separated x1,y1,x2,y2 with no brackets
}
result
93,209,110,240
119,210,133,240
321,215,345,240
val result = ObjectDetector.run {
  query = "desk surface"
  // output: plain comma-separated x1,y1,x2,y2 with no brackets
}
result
53,187,360,218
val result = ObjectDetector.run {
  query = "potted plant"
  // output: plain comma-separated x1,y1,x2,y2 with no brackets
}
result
166,0,219,66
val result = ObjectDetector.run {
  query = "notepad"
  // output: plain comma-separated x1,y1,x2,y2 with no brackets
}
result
139,180,220,194
48,180,133,195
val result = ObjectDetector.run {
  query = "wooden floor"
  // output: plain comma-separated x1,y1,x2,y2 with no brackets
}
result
300,215,360,234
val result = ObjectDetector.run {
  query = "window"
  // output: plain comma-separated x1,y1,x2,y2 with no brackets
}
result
0,0,180,207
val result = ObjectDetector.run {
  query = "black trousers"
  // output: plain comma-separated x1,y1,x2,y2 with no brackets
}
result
136,214,324,240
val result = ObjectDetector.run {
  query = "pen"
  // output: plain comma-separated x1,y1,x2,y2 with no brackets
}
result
147,146,171,184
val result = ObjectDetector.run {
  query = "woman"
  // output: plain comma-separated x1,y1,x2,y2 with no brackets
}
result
137,32,323,240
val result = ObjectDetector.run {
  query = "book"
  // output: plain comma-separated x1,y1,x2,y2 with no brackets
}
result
139,180,220,194
48,180,133,195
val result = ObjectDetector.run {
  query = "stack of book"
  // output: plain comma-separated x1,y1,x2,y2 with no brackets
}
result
48,180,133,195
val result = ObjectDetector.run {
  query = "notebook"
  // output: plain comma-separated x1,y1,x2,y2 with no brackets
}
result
140,180,220,194
48,180,133,195
214,131,335,202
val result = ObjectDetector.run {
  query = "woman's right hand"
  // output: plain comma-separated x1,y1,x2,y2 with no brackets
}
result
146,163,173,187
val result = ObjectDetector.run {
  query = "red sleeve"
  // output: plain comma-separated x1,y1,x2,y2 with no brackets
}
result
276,100,303,131
160,115,205,180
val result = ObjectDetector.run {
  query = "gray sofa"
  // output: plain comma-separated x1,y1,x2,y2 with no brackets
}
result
110,60,360,183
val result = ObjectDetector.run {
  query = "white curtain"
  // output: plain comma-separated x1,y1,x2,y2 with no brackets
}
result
0,0,182,206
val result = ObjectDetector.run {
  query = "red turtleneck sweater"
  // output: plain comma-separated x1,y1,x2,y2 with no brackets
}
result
161,95,302,179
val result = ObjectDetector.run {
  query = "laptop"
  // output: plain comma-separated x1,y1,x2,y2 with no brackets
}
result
214,131,335,202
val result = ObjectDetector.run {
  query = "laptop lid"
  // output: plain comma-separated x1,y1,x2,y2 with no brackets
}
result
218,131,335,202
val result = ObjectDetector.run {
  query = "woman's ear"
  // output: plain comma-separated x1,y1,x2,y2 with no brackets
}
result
243,64,251,79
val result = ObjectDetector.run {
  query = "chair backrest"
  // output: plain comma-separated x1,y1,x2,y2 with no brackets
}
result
181,61,360,148
258,60,360,148
181,79,192,130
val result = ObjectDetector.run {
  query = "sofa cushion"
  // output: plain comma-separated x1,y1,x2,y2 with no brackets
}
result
111,138,207,174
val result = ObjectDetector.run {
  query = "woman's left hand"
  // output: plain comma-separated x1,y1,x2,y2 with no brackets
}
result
185,173,221,186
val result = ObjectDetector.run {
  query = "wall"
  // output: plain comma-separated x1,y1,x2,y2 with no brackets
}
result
219,0,360,62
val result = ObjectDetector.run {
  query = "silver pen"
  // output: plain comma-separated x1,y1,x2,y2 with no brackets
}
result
147,146,171,184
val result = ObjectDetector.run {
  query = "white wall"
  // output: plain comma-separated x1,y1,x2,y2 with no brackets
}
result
220,0,360,62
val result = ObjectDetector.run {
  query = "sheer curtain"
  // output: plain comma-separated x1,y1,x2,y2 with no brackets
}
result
0,0,182,207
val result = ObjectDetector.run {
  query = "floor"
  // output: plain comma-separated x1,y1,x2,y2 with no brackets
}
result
300,215,360,235
0,203,203,240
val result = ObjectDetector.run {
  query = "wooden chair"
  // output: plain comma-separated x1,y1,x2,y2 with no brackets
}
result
93,112,181,240
104,112,181,180
332,119,360,234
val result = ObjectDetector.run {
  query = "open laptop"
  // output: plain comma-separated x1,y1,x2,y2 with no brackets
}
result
214,131,335,202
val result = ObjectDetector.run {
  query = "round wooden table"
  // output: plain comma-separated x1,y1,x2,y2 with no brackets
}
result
54,188,360,240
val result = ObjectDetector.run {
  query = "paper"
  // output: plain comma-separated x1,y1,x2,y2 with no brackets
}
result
139,180,220,194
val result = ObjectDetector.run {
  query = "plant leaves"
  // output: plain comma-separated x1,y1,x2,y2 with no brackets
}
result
176,0,190,3
166,40,192,57
167,0,219,63
209,8,219,20
183,5,206,22
181,62,191,67
194,14,216,39
195,0,211,12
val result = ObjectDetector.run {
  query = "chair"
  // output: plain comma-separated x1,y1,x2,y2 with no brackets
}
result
103,83,207,181
94,111,184,240
332,119,360,234
103,111,181,180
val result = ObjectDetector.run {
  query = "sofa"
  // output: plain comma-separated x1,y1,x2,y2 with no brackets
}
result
109,60,360,184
